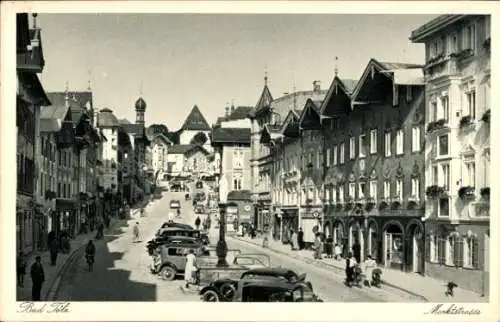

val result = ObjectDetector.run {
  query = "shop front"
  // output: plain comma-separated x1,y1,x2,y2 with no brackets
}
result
300,207,323,245
16,194,35,254
280,208,299,244
55,198,75,237
226,204,238,232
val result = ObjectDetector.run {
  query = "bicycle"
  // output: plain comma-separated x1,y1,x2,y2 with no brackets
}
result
86,255,94,272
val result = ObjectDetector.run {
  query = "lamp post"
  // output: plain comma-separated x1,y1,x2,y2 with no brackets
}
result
216,175,229,267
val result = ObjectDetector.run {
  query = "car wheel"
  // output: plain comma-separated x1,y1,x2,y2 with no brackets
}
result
160,266,176,281
220,283,236,301
201,290,220,302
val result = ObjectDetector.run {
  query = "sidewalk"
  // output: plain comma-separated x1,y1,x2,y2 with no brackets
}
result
230,235,485,303
17,199,150,301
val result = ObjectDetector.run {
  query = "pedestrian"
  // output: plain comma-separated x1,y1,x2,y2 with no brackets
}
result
363,254,377,287
352,239,361,264
184,249,198,289
297,228,304,250
49,237,59,266
16,251,26,287
345,252,356,287
325,235,334,258
168,210,175,222
313,233,322,259
30,256,45,301
334,243,342,260
291,230,299,251
195,216,201,230
133,222,140,242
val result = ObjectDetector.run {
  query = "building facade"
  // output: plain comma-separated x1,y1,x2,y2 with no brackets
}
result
178,105,212,152
410,14,490,295
16,13,51,254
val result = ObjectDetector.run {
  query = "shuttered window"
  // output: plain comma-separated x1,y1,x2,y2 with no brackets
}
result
437,236,446,265
454,237,464,267
472,237,480,269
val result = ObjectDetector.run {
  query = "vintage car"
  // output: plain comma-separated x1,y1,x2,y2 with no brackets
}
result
195,181,204,189
146,235,201,256
194,205,205,214
150,240,208,280
160,222,193,230
148,228,208,255
199,267,321,302
169,200,181,209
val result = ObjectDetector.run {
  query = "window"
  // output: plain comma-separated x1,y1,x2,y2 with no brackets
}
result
308,153,312,164
406,86,413,102
465,90,476,120
430,101,438,122
441,163,450,191
369,180,377,199
233,173,242,190
396,179,403,200
340,142,345,164
449,33,458,53
462,24,476,51
326,148,331,167
338,186,344,203
438,135,449,156
369,130,377,154
463,236,479,269
348,183,356,199
359,134,367,157
411,178,420,199
446,235,456,266
396,129,404,155
358,182,366,199
430,234,438,263
331,187,337,204
317,151,322,168
438,197,450,217
383,181,391,199
349,137,355,159
384,132,391,157
333,145,338,165
440,96,449,122
412,127,421,152
465,161,476,187
393,85,399,106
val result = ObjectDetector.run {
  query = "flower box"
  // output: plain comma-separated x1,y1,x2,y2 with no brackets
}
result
483,37,491,50
426,119,447,133
426,185,444,198
481,109,490,123
407,200,419,210
307,162,313,168
458,186,475,200
457,48,473,60
459,115,473,129
391,200,401,210
378,200,388,210
480,187,490,199
365,202,375,212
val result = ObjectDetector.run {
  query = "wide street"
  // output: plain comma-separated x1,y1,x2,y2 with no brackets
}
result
55,184,420,302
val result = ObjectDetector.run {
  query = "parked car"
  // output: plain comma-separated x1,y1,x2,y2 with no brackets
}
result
147,236,201,256
150,241,207,280
160,222,194,230
194,205,205,214
195,181,204,189
199,267,320,302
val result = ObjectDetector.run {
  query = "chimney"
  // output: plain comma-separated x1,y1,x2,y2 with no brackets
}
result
225,102,230,117
313,80,321,93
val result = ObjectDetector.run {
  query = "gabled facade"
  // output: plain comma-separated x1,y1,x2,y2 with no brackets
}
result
411,14,490,295
321,58,426,272
178,105,212,152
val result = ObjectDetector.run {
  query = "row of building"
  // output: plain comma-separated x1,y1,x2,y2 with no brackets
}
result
16,13,157,256
208,15,491,295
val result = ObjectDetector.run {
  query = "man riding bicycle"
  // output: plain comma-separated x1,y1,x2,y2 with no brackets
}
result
85,240,96,271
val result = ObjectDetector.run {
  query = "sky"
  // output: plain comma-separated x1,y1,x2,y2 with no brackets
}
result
36,13,438,131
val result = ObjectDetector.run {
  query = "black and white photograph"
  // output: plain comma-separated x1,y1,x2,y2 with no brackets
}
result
1,1,498,321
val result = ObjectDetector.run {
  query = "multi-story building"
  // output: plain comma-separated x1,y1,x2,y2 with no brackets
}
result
16,13,51,254
211,125,253,226
320,59,426,270
178,105,212,152
150,133,172,176
249,75,327,233
410,14,490,295
167,145,210,178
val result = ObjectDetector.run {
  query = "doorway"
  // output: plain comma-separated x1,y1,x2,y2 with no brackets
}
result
383,222,404,270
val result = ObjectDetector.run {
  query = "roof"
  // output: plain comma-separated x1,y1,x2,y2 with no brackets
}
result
243,267,297,277
98,108,120,127
211,127,251,145
119,118,132,124
46,91,92,123
410,15,465,42
168,144,209,155
151,133,172,146
216,106,254,124
255,85,273,113
351,58,424,102
299,98,322,128
121,123,142,134
319,77,358,115
227,190,252,201
135,97,147,111
181,105,211,131
270,90,327,123
39,104,70,132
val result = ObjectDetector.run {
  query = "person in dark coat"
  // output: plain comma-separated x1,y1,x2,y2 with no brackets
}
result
297,228,304,250
352,240,361,264
17,251,26,287
49,238,59,266
30,256,45,301
325,235,334,258
195,216,201,230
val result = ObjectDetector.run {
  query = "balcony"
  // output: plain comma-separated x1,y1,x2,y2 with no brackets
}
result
458,186,475,201
424,54,459,81
459,115,475,131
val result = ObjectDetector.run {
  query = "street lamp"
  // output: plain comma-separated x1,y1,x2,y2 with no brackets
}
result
216,175,231,267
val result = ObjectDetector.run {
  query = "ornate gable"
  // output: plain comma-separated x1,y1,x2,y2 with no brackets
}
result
181,105,210,131
299,99,321,130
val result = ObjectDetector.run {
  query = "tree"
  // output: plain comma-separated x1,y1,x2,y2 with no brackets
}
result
190,131,208,146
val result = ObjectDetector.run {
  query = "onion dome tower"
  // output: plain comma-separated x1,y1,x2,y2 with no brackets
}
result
135,97,146,126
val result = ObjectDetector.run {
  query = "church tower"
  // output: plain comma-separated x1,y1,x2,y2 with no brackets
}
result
135,97,146,126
